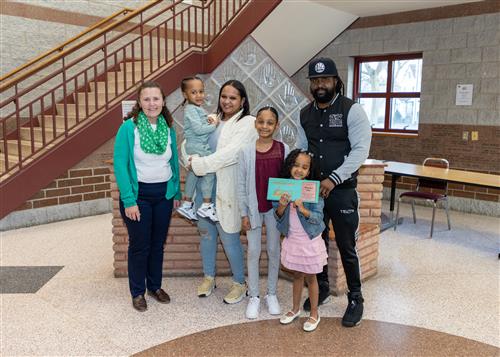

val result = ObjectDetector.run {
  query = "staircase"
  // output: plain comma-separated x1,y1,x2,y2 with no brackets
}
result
0,0,281,218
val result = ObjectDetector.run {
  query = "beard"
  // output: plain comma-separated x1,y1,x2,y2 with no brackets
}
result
311,86,335,104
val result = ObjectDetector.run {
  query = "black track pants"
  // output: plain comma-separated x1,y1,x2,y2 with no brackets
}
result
317,187,362,294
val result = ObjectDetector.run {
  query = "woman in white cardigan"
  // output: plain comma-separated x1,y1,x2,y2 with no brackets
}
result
189,80,257,304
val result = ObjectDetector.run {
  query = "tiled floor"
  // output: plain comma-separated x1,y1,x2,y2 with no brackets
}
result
1,201,499,356
0,266,63,293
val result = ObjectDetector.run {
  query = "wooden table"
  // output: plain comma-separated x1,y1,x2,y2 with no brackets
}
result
382,161,500,230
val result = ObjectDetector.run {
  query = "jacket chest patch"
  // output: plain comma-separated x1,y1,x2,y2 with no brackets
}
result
329,114,343,128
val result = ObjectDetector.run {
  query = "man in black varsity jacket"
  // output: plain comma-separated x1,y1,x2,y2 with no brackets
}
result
296,57,372,327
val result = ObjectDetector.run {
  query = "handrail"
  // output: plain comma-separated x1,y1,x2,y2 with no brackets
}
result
0,0,170,91
0,7,134,84
0,0,252,179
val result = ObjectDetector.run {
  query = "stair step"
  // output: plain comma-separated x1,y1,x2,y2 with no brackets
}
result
106,70,151,83
0,139,43,157
0,155,20,172
20,127,62,142
0,153,19,164
0,153,36,174
116,66,153,76
119,60,161,73
89,81,135,95
55,103,97,117
37,115,79,129
74,92,108,107
87,58,171,96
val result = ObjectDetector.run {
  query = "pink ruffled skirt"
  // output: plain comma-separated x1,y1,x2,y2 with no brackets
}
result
280,207,328,274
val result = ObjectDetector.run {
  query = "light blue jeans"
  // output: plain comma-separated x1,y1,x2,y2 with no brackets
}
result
246,208,281,297
195,179,245,284
185,171,215,200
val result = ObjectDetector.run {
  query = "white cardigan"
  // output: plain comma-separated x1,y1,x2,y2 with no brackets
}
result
191,111,258,233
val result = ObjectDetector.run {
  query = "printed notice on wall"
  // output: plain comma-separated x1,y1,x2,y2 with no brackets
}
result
455,84,473,106
121,100,136,120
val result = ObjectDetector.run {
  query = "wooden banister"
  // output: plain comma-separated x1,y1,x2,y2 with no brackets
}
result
0,0,172,91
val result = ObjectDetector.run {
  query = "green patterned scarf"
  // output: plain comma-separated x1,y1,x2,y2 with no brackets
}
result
136,110,169,154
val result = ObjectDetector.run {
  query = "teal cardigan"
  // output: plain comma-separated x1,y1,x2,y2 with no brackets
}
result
113,118,181,208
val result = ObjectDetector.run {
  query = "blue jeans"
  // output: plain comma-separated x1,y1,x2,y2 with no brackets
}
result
119,182,173,298
195,179,245,284
184,170,215,200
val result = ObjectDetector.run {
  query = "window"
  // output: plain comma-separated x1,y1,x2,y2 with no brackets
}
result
354,54,422,133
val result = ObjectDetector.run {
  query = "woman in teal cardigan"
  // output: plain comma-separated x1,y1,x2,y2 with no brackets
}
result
114,81,181,312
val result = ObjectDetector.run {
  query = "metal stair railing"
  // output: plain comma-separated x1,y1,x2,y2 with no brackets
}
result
0,0,249,178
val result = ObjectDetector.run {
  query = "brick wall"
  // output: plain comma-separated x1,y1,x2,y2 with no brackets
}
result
15,167,111,212
111,161,385,296
357,164,385,226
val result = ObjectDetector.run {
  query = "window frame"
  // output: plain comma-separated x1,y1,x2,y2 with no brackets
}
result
353,53,423,134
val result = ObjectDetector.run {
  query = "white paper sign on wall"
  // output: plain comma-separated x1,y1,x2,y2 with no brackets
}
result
455,84,473,106
121,100,136,120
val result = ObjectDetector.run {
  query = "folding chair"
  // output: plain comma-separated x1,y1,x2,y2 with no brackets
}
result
394,158,451,238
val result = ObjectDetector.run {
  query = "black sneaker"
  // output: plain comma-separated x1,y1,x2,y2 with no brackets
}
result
342,292,364,327
303,287,331,311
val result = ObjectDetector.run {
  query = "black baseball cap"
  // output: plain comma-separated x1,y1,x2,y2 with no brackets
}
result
307,57,338,78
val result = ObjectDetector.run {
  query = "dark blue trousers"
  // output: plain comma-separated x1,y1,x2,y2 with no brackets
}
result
119,182,173,298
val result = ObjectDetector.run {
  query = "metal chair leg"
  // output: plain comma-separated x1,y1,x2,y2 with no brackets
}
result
394,197,401,231
411,200,416,224
445,199,451,230
430,201,437,238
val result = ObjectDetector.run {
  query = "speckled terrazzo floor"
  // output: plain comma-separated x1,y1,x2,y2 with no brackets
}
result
1,201,499,356
135,318,499,357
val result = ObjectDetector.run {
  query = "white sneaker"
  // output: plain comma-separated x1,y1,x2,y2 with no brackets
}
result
197,203,219,222
245,296,260,319
264,294,281,315
177,201,198,221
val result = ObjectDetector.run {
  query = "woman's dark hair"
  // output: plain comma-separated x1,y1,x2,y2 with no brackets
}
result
335,76,345,96
216,80,250,121
180,76,203,106
279,148,320,181
256,106,279,122
125,80,173,127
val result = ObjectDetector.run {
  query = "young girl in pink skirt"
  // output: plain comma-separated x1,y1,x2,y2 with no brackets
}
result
273,149,327,332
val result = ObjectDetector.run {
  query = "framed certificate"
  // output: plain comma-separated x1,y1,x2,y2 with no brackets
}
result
267,178,320,203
